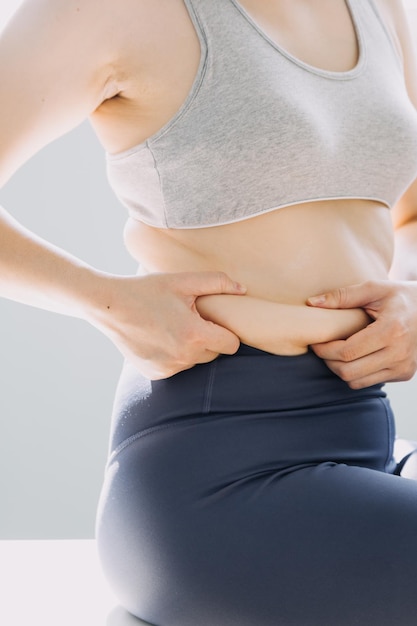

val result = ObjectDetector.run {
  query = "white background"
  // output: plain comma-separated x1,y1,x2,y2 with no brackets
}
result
0,1,417,539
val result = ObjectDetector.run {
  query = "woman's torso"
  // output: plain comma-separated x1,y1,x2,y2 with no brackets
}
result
122,201,393,304
89,0,416,340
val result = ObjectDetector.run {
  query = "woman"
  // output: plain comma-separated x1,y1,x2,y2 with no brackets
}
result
2,0,417,624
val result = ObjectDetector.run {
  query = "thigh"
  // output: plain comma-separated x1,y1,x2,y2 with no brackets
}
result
97,445,417,626
251,463,417,626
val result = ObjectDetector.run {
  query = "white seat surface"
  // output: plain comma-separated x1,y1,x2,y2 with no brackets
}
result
0,540,151,626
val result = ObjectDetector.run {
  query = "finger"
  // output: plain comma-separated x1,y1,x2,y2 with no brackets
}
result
179,271,247,297
342,368,392,390
144,345,222,380
187,349,220,366
174,328,239,371
201,320,241,355
310,340,347,361
311,323,386,362
322,349,387,384
307,280,388,310
339,361,405,388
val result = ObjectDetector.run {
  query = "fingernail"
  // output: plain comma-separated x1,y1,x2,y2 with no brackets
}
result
235,282,247,293
308,294,326,305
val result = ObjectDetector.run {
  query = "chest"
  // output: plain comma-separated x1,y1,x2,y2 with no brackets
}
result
93,0,361,155
104,0,417,228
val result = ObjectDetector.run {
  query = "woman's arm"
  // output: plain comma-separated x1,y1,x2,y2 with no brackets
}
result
0,0,244,379
196,294,370,355
0,0,117,188
0,0,115,312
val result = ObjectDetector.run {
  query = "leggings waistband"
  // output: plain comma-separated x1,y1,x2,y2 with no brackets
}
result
108,346,395,474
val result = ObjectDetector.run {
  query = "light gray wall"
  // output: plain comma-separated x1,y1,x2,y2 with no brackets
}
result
1,1,417,540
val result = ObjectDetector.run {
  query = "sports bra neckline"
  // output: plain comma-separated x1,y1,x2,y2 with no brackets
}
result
227,0,366,79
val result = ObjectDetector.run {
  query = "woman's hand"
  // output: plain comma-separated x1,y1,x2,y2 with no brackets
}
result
0,209,244,381
88,271,245,379
307,280,417,388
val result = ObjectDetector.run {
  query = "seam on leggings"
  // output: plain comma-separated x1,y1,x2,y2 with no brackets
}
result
106,411,239,469
107,394,391,469
203,359,217,414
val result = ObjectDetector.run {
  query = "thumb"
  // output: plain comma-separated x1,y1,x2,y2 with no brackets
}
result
307,280,387,310
179,271,247,297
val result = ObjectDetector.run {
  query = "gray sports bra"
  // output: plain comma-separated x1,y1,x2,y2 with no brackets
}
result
106,0,417,229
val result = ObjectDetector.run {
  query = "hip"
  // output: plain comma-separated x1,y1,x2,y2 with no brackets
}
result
107,345,396,475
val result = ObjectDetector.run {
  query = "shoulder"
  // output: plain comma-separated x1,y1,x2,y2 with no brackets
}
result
1,0,173,85
372,2,417,227
372,1,417,104
369,1,407,59
1,0,120,91
0,0,178,114
371,1,415,59
0,0,140,182
0,0,194,184
3,0,109,41
372,0,410,25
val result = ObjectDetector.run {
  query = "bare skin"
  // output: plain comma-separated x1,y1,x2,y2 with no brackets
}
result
1,0,417,382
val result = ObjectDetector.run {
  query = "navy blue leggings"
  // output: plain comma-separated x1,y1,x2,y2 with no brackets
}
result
96,345,417,626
